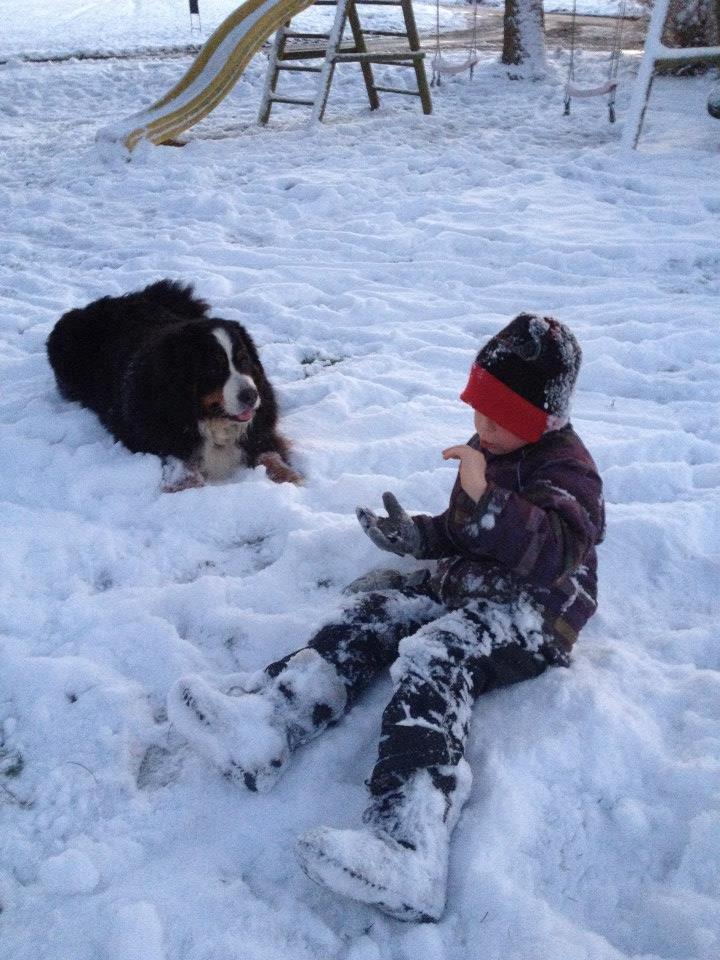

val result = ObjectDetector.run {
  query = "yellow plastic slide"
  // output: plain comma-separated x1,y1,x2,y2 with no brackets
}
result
98,0,319,151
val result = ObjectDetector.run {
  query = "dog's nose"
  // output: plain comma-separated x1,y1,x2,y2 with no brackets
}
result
237,386,258,408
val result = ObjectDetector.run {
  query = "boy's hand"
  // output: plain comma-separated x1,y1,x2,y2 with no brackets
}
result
356,492,422,557
442,445,488,502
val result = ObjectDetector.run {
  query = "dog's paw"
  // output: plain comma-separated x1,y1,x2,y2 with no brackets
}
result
161,464,205,494
257,452,304,485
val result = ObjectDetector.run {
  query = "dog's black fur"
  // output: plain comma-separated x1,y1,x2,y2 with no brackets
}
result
47,280,299,487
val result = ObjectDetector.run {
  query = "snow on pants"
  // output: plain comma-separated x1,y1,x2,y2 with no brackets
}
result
265,568,558,796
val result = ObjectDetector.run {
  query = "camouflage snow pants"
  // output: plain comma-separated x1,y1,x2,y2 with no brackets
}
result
265,567,561,796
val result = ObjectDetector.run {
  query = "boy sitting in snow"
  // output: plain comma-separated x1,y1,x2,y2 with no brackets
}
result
168,313,605,922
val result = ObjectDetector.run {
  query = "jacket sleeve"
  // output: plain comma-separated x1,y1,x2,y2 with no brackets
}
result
444,456,604,588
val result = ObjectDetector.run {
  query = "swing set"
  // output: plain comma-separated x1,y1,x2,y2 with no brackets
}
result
430,0,480,87
622,0,720,148
563,0,629,123
563,0,720,147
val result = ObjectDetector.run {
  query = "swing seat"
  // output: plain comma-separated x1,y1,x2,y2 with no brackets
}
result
430,0,479,83
565,80,617,99
563,0,626,122
431,52,480,77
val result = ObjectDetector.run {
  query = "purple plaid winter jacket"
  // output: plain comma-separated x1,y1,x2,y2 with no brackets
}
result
413,424,605,654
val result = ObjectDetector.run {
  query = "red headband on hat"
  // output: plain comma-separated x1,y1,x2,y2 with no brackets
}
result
460,365,548,443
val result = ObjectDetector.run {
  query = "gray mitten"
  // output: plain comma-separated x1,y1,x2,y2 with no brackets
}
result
356,492,422,558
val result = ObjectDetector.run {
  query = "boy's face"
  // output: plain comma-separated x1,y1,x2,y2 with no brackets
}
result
473,410,528,456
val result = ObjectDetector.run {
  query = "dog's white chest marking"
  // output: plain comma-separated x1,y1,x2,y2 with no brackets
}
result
197,418,248,480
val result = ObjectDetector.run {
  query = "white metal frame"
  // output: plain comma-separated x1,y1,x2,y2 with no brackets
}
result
622,0,720,149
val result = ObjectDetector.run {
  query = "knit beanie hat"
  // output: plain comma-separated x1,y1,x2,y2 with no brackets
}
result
460,313,582,443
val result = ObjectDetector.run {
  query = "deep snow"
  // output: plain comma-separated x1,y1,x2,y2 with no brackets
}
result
1,2,719,960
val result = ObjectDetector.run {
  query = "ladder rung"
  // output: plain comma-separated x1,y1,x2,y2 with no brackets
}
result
362,30,410,37
280,46,357,60
269,95,316,106
276,63,323,73
373,86,422,97
284,31,331,40
332,51,424,63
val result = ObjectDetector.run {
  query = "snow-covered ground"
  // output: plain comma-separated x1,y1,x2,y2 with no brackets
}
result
1,2,719,959
2,0,642,61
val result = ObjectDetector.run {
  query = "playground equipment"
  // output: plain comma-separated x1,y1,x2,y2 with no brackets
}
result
259,0,430,123
429,0,479,87
98,0,430,151
563,0,628,123
188,0,202,36
622,0,720,149
99,0,323,150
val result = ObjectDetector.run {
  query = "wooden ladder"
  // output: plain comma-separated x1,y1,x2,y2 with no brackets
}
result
258,0,432,124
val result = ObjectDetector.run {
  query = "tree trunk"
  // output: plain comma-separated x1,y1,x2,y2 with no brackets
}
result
502,0,546,78
638,0,720,47
663,0,717,46
637,0,720,73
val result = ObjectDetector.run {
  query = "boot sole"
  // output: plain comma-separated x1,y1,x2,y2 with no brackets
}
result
295,833,439,923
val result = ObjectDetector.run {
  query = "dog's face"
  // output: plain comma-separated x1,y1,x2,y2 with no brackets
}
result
136,319,267,453
194,325,262,425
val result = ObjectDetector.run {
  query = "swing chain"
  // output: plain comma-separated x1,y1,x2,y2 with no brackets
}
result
431,0,478,87
564,0,627,122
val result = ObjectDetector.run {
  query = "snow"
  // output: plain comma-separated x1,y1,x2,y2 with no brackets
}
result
107,902,167,960
1,2,719,960
37,847,102,895
0,2,641,63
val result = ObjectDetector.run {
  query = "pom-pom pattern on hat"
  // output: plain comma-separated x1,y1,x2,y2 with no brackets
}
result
461,314,582,442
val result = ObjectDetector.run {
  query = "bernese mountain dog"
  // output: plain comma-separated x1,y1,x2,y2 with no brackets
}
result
47,279,301,491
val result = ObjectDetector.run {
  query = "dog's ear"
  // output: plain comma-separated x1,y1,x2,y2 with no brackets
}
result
122,328,201,460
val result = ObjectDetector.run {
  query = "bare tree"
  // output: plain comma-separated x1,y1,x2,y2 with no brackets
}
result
502,0,547,78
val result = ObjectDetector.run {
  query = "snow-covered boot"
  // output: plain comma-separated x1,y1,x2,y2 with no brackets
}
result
167,649,347,792
295,758,472,921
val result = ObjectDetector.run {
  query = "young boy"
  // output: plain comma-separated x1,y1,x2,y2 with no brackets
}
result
168,313,605,923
